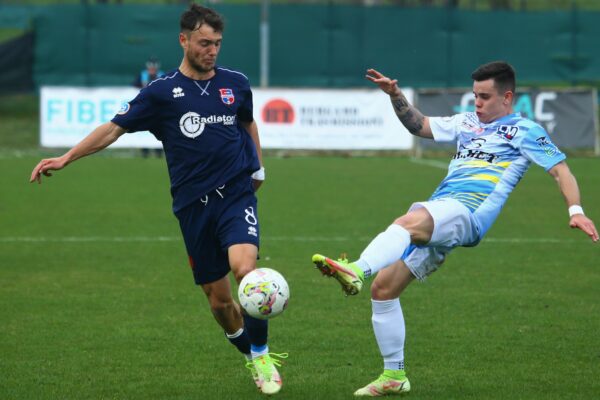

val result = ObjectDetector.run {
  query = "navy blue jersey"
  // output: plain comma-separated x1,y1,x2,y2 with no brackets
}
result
112,66,260,212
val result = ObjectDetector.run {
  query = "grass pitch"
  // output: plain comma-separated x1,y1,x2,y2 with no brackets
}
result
1,155,599,399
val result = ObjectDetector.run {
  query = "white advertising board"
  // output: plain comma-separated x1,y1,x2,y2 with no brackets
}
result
40,86,413,150
40,86,162,148
253,88,414,150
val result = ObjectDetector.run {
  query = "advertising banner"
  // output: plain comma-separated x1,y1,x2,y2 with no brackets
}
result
416,89,598,151
253,88,414,150
40,87,414,150
40,86,162,148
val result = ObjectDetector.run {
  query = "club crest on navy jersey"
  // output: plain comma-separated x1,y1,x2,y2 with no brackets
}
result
219,88,235,105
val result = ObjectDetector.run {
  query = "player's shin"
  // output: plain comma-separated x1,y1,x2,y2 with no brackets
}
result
243,314,269,357
226,327,252,358
372,299,406,372
353,299,410,396
357,224,411,276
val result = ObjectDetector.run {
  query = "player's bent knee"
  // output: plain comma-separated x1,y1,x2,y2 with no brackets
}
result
232,265,255,283
370,279,397,301
393,214,432,244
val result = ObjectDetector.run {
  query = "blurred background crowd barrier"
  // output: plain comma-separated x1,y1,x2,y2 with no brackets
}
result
1,1,600,90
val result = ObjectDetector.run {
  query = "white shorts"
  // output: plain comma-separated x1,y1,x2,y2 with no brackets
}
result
403,198,480,280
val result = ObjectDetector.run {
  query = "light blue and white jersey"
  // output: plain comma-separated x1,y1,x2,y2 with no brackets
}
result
428,112,565,242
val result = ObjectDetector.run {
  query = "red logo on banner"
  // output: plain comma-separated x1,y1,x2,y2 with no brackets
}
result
262,98,295,124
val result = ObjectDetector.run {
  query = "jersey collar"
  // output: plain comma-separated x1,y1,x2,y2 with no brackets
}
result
178,66,218,83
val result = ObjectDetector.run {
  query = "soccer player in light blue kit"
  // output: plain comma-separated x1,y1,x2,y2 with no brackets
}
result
30,4,286,396
312,61,598,397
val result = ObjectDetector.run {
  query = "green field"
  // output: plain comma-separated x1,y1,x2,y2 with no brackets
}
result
1,153,599,399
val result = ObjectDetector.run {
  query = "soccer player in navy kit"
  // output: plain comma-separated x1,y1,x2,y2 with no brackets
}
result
30,4,286,396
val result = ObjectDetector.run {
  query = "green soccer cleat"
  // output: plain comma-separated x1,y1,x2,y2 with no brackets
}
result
251,352,289,395
312,254,364,295
245,359,261,389
354,371,411,397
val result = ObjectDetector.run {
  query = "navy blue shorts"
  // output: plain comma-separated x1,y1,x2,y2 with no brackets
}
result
175,175,260,285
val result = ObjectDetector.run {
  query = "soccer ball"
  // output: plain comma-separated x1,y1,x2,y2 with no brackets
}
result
238,268,289,320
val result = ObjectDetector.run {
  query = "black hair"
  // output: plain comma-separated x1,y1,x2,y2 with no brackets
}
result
180,4,224,34
471,61,516,94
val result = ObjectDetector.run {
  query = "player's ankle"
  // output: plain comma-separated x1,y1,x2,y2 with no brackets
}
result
383,369,406,380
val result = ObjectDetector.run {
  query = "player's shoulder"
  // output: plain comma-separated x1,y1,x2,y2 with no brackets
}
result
500,112,536,127
216,66,251,86
134,69,182,101
144,69,181,91
441,112,475,124
449,112,480,130
429,112,470,125
462,112,478,123
506,113,547,137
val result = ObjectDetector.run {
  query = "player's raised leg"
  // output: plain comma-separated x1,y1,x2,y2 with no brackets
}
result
312,208,431,295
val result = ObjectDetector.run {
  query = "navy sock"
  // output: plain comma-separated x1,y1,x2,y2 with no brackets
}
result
243,314,268,347
225,328,251,356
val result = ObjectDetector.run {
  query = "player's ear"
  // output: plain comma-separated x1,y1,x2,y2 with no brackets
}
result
504,91,513,106
179,32,187,50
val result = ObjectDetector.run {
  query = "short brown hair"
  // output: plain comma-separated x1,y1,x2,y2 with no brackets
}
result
471,61,516,94
180,4,224,33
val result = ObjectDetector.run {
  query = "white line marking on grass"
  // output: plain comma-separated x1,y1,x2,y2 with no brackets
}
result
0,236,180,242
0,236,579,244
482,237,576,244
409,157,448,170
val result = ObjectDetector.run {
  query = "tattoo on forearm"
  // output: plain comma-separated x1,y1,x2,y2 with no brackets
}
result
391,95,424,135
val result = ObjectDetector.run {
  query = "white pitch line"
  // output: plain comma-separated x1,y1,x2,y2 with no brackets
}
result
0,236,180,243
483,237,576,244
0,236,579,244
409,157,448,170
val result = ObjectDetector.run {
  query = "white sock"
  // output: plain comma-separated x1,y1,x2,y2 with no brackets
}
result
371,299,405,371
251,344,269,359
356,224,411,275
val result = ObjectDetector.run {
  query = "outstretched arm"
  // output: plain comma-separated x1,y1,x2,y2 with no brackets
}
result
30,122,127,184
548,161,598,242
365,68,433,138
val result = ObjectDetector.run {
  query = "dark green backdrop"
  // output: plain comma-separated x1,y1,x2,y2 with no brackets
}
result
5,4,600,88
